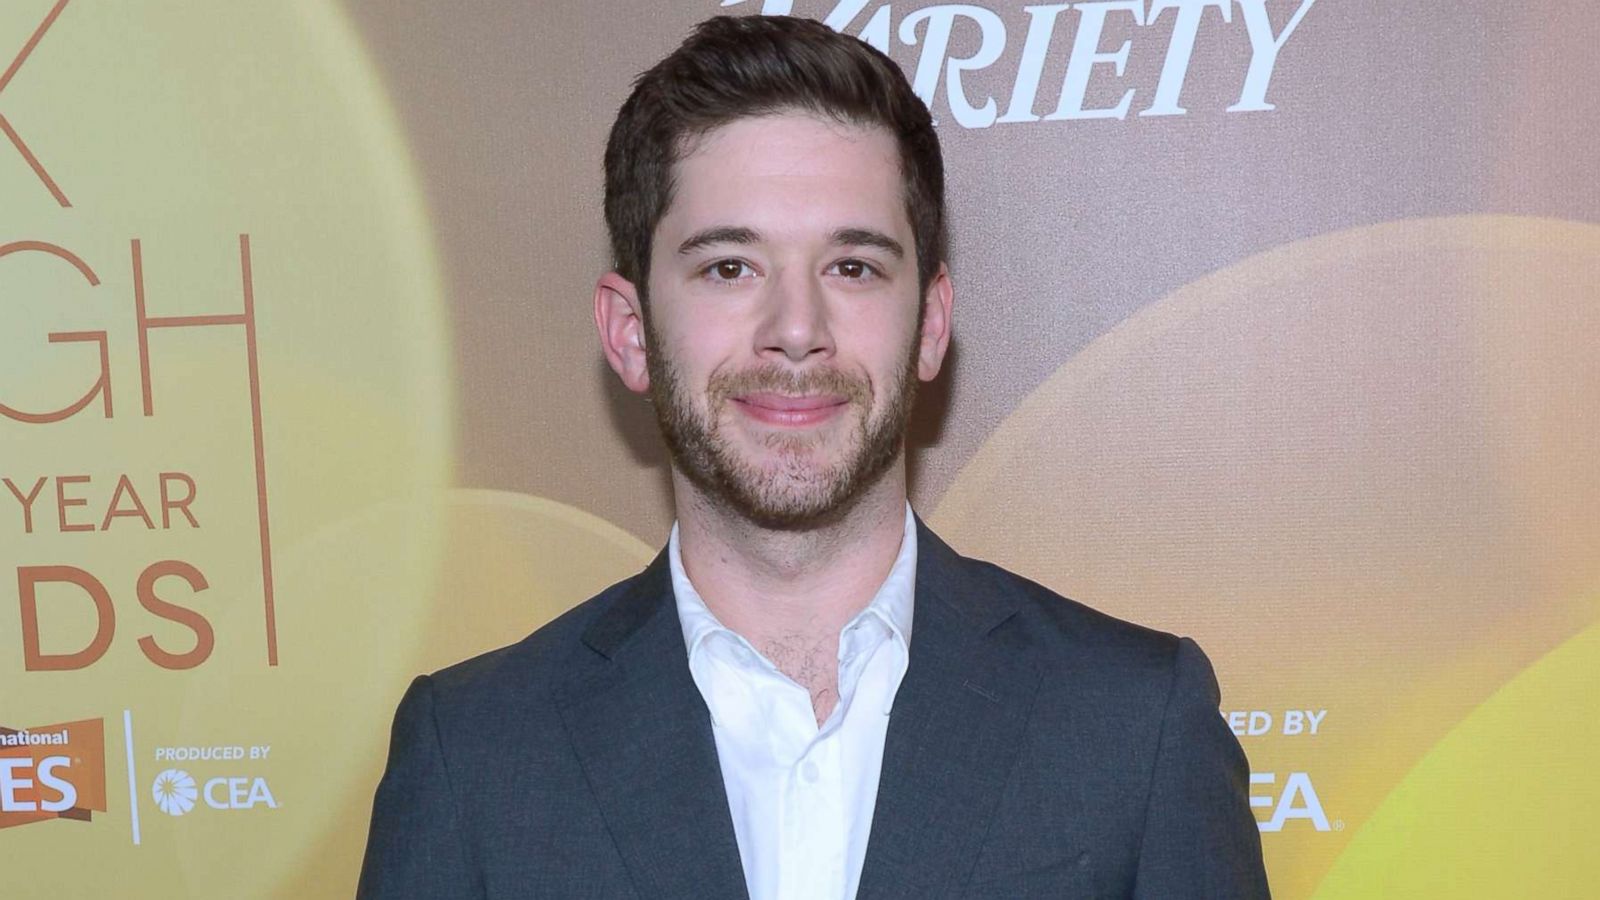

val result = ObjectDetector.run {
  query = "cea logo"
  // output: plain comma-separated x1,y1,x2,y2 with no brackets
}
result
152,769,277,817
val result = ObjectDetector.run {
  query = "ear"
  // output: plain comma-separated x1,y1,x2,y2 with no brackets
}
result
916,263,954,382
594,272,651,394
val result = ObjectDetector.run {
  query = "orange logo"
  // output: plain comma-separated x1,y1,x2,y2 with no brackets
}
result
0,718,106,828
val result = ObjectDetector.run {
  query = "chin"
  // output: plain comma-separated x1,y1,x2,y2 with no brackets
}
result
722,454,894,531
725,489,858,531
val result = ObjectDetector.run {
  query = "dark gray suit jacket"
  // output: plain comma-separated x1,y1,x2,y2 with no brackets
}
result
359,522,1269,898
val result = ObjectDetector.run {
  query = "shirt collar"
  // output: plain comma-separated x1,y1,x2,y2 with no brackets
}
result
670,504,918,658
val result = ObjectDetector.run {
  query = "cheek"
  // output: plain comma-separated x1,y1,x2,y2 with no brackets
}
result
652,333,741,410
848,305,921,370
651,310,732,370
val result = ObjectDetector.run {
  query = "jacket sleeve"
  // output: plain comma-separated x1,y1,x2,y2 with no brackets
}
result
358,675,484,899
1132,637,1271,899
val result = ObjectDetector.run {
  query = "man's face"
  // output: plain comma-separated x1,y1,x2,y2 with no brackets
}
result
639,113,938,528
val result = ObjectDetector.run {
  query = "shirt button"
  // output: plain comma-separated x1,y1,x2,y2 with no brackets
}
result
801,760,820,783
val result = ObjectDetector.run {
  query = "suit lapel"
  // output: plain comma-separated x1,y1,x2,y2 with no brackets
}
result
857,523,1043,900
557,554,749,900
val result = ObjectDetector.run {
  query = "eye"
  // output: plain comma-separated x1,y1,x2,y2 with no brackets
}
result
702,259,755,282
829,258,882,281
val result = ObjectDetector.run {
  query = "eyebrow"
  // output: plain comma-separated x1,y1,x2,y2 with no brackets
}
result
830,227,904,259
674,225,906,259
677,226,761,255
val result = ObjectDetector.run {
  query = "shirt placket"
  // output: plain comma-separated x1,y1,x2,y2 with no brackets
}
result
780,721,845,899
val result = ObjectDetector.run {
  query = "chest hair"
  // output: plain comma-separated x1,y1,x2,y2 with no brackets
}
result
757,634,840,726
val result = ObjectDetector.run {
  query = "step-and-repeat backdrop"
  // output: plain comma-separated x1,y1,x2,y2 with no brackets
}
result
4,1,1596,896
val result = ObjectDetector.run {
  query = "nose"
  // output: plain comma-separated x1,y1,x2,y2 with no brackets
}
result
755,268,835,364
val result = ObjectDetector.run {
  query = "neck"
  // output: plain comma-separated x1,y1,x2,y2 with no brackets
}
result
673,458,910,650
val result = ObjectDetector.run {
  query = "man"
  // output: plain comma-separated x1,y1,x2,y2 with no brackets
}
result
360,14,1268,900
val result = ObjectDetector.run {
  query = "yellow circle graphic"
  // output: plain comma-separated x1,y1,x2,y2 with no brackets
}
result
3,1,448,896
1312,621,1600,898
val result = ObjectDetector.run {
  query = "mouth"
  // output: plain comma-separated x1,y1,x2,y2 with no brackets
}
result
731,392,851,427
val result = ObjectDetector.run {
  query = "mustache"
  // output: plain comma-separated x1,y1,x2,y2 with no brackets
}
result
706,365,871,407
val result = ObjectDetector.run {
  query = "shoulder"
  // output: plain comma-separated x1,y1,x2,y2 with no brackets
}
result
416,556,666,719
973,552,1177,654
921,524,1187,670
361,559,672,895
917,524,1222,724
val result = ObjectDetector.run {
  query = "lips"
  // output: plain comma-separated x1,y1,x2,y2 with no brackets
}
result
732,392,850,426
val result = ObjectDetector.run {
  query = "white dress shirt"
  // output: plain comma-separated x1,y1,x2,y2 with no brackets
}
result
669,505,917,900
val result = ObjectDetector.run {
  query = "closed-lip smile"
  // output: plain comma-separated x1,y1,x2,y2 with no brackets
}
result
732,392,849,425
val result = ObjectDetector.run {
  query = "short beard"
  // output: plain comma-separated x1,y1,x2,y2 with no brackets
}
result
645,325,918,531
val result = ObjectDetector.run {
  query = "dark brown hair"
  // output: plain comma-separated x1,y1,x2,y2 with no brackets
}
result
603,15,946,299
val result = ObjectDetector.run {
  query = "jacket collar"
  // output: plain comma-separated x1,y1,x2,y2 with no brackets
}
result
855,519,1041,899
560,551,750,900
561,517,1040,900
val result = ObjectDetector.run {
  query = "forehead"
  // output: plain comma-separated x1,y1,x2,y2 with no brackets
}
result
660,113,907,241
